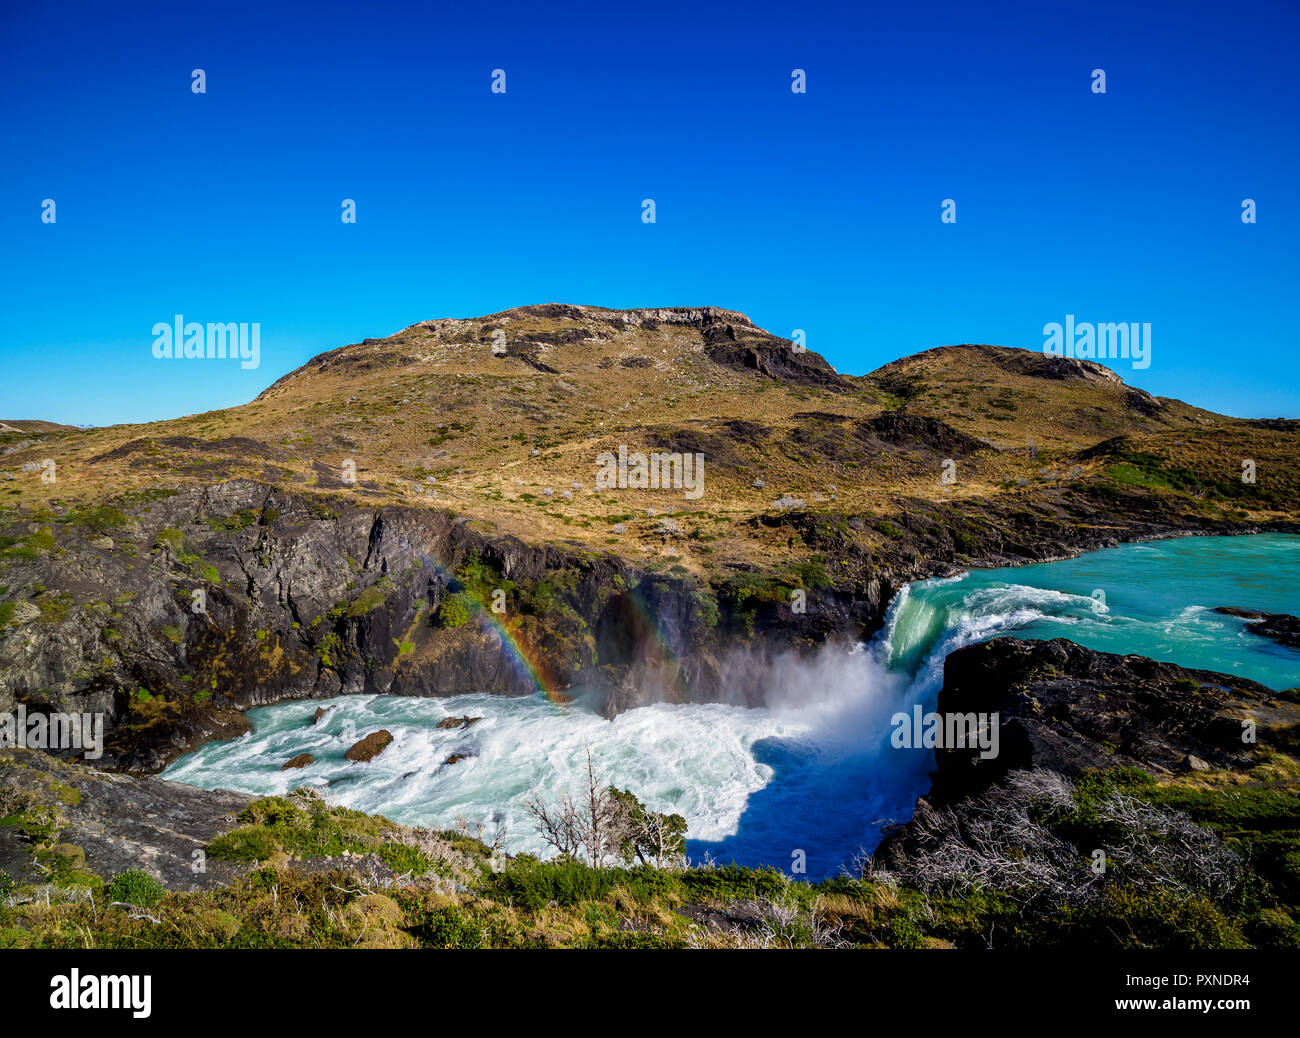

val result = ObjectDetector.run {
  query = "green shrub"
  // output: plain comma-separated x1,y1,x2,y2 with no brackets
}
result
376,842,434,876
36,593,74,624
71,506,129,534
438,592,474,629
345,582,390,617
314,632,343,667
695,590,719,628
218,509,258,531
207,825,280,862
678,864,789,904
1072,886,1248,949
491,859,621,912
884,915,925,949
36,844,100,890
104,869,165,908
1248,907,1300,949
25,528,56,553
1,802,64,844
155,528,185,551
410,906,483,948
789,559,832,589
721,573,790,611
521,580,556,615
454,551,501,600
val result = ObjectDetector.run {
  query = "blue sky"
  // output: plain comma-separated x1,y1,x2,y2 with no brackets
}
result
1,0,1297,426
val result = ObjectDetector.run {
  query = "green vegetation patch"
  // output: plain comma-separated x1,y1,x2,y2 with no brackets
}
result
67,506,130,535
208,791,395,863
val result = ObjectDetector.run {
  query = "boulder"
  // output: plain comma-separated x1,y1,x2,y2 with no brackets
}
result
1213,606,1300,649
344,730,393,762
436,715,481,730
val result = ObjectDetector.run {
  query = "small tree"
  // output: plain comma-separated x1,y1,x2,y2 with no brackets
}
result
525,746,626,867
525,747,687,868
609,788,687,869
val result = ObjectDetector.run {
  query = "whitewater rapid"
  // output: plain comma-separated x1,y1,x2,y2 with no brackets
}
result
163,534,1300,877
163,642,930,878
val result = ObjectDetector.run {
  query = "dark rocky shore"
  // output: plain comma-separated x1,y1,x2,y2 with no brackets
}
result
2,477,1294,775
874,636,1300,873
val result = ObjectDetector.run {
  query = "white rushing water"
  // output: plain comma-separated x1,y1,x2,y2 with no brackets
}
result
163,641,930,878
163,535,1300,878
161,574,1079,876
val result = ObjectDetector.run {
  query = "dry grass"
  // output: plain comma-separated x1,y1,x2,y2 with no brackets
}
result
2,306,1295,575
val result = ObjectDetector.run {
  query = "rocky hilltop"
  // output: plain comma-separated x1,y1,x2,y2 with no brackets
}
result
1,305,1297,772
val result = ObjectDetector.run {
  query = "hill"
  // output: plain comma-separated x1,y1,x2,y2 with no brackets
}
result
1,305,1294,573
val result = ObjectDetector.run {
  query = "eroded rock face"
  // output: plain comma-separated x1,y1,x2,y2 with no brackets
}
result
282,753,315,770
344,730,392,763
0,481,882,772
0,747,252,891
0,476,1292,776
860,412,990,458
873,637,1300,870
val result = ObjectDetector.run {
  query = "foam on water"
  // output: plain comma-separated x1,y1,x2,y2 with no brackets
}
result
163,533,1300,877
164,641,925,878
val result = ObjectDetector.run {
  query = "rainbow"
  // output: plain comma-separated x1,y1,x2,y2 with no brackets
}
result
409,553,685,706
471,600,569,704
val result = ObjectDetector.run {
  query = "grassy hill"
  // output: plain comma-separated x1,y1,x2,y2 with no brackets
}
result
2,304,1295,585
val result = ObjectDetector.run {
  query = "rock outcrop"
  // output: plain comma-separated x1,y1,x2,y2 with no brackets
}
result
344,730,393,763
1214,607,1300,650
874,637,1300,871
0,747,252,891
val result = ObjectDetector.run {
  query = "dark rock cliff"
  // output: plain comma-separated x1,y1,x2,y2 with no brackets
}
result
874,637,1300,871
1,477,1293,775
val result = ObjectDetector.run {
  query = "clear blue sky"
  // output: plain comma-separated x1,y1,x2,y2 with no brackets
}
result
1,0,1297,426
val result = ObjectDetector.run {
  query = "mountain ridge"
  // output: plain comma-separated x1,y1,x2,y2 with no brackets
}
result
1,305,1293,580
